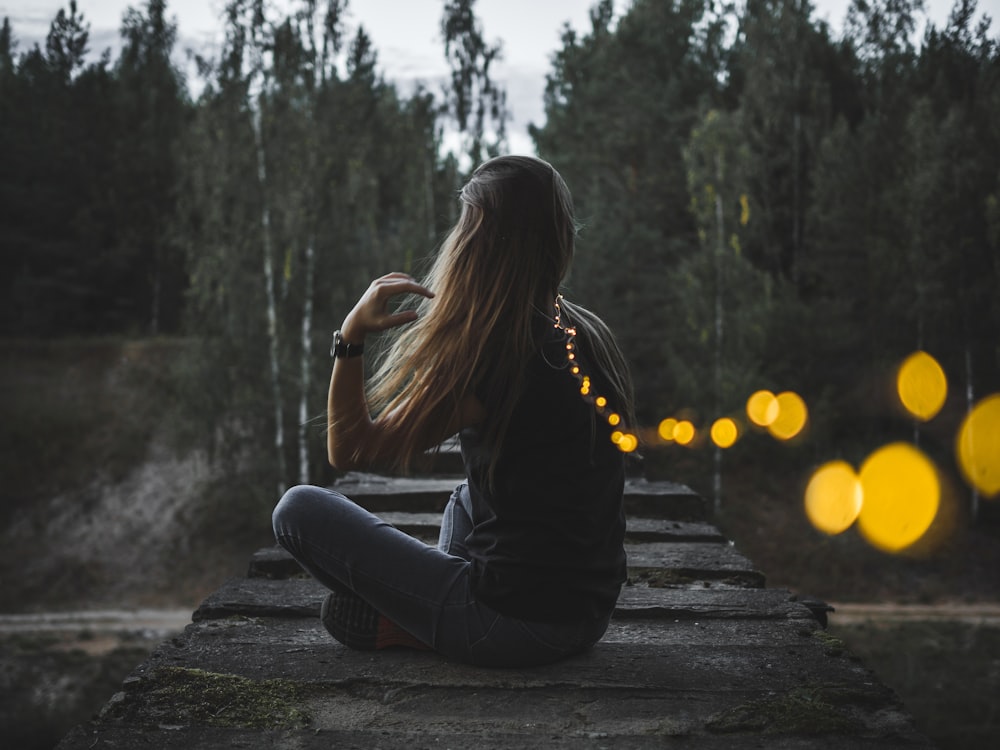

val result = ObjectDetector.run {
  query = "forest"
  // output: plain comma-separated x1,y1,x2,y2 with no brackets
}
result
1,0,998,522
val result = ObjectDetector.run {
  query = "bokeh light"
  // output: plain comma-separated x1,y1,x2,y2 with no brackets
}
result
767,391,808,441
617,433,639,453
896,351,947,421
673,420,696,446
956,393,1000,497
710,417,739,449
857,443,940,552
746,390,779,427
657,417,678,442
804,460,863,535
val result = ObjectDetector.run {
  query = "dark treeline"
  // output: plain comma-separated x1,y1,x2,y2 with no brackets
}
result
534,0,1000,483
1,0,997,500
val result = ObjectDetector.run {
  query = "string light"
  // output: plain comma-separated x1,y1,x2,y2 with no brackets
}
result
554,295,637,453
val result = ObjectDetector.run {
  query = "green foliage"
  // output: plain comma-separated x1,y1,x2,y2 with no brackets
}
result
533,0,730,422
441,0,508,165
535,0,1000,485
0,339,184,523
0,0,189,336
2,0,999,506
175,0,458,491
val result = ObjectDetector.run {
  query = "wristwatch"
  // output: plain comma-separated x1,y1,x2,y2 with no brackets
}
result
331,330,364,359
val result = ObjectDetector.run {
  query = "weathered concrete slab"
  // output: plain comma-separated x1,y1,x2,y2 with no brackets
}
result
332,473,708,519
303,512,726,545
66,614,927,748
195,576,812,623
615,586,813,621
55,471,933,750
626,517,725,543
58,724,933,749
332,474,460,513
247,545,309,579
250,533,746,584
194,578,321,620
625,542,765,588
620,477,708,520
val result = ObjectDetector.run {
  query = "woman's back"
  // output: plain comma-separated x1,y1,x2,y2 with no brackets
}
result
460,318,627,623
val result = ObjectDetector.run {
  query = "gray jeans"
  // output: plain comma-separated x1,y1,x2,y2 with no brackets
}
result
272,483,610,667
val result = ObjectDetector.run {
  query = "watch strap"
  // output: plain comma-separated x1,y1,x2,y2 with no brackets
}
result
331,330,364,359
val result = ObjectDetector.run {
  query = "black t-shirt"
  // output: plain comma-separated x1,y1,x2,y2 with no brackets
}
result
459,323,627,623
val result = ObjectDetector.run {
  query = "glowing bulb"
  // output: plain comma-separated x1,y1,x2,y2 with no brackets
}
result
858,443,940,552
804,461,863,535
710,418,739,449
617,433,638,453
897,351,947,421
595,396,607,408
610,430,624,444
746,390,779,427
956,393,1000,497
658,418,678,442
571,366,580,375
767,391,808,441
674,420,695,445
608,413,621,427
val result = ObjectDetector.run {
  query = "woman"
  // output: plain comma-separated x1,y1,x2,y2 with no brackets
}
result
272,155,634,667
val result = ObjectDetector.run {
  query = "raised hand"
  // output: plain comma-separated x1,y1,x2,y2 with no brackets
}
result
341,273,434,342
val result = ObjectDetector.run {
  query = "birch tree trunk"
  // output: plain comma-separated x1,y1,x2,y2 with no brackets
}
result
298,235,316,485
712,151,725,514
252,101,287,494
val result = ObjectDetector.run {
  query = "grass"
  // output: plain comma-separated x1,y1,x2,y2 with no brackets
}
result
0,338,183,522
102,666,310,729
829,619,1000,749
0,631,155,750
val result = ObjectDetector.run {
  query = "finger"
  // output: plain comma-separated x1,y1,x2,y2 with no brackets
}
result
373,279,435,300
380,310,420,329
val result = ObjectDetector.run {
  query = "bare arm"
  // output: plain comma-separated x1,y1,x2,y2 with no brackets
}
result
327,273,484,470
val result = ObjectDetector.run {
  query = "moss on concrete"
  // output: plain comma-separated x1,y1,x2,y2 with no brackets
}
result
106,666,310,729
811,629,849,656
706,686,858,735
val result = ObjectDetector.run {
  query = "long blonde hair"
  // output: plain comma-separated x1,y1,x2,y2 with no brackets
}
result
365,155,634,473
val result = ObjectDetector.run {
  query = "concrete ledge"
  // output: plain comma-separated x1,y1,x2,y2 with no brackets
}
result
62,615,928,748
58,725,933,749
193,576,810,623
56,476,933,749
333,473,708,519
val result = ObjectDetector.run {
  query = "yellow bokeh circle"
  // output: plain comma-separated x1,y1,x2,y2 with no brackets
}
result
897,351,947,421
956,393,1000,497
804,461,863,535
746,390,779,427
710,418,739,449
673,420,696,446
617,433,639,453
767,391,808,441
857,443,940,552
657,418,678,442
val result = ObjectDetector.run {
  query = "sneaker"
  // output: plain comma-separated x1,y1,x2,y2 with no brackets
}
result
320,588,431,652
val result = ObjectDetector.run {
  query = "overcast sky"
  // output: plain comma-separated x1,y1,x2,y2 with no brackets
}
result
0,0,986,153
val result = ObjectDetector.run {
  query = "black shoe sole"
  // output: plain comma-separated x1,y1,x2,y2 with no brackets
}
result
320,590,380,650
